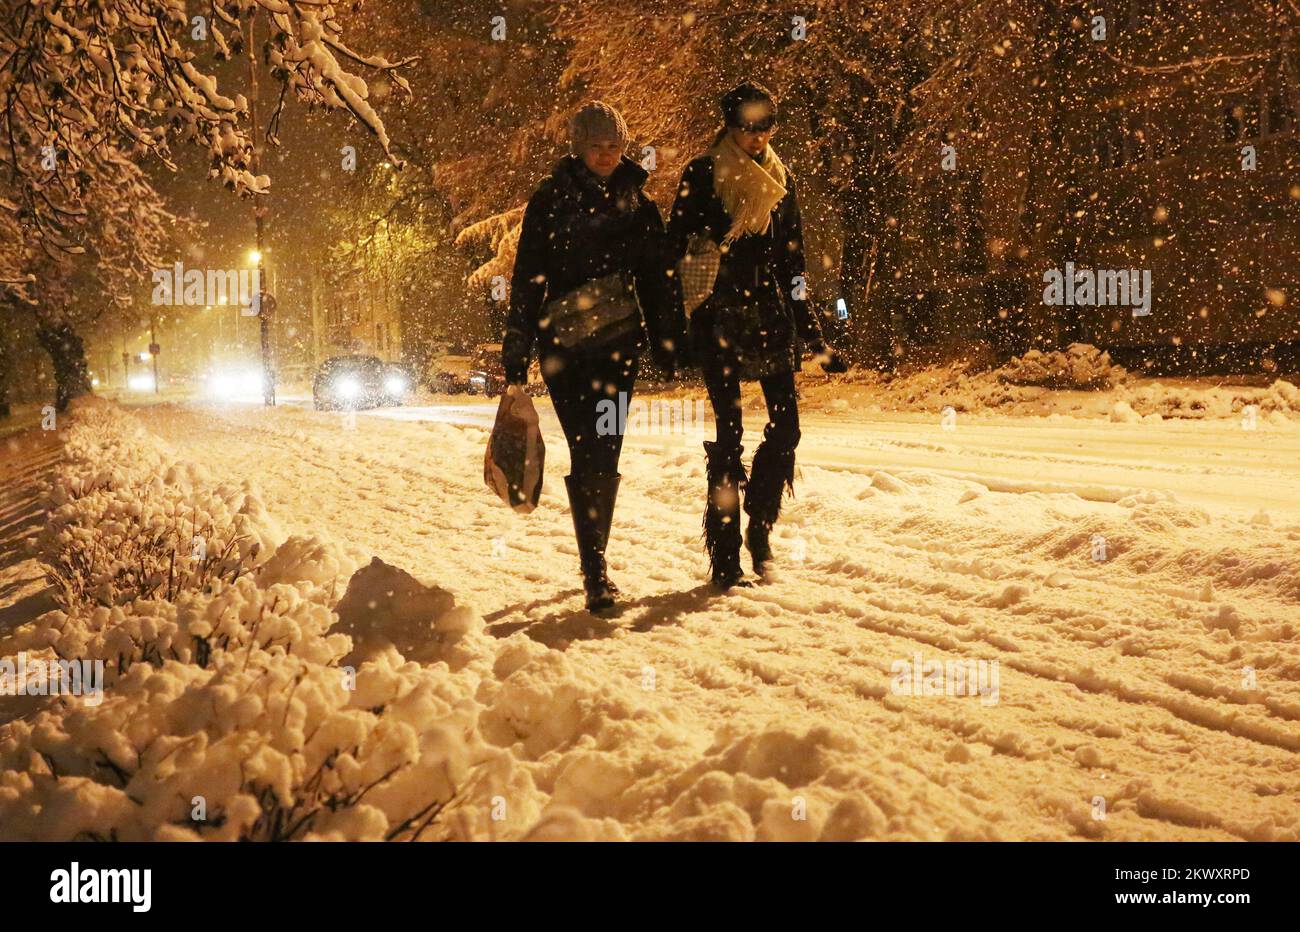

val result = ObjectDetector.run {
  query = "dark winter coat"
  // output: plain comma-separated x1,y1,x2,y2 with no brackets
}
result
667,152,826,378
502,155,684,385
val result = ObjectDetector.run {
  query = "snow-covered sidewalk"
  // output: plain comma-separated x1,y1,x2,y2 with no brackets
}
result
2,372,1299,840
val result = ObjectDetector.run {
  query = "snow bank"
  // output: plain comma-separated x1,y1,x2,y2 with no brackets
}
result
1119,378,1300,422
800,344,1298,424
0,400,505,840
997,344,1124,390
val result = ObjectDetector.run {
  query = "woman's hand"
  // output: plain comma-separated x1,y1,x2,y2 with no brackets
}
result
811,342,848,374
651,339,686,379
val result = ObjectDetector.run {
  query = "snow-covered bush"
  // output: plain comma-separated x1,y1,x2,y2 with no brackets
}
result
0,649,479,841
36,400,275,609
1,400,497,841
15,575,350,681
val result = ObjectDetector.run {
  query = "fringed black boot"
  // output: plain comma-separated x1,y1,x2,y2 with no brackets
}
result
703,441,749,589
565,473,621,611
745,427,796,577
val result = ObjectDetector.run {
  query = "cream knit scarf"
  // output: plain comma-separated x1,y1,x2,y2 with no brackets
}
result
709,132,788,245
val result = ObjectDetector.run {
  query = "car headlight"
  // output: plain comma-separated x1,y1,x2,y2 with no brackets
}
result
210,374,236,398
128,374,155,392
384,375,408,395
207,369,262,400
335,376,361,399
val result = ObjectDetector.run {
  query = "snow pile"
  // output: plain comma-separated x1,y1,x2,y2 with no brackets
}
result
1120,378,1300,422
0,642,482,841
10,399,856,842
812,359,1040,413
333,557,481,669
799,352,1298,424
798,346,1126,415
996,344,1125,390
0,400,505,841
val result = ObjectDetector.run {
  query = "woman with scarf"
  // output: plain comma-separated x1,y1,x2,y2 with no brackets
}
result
503,101,685,611
668,81,847,589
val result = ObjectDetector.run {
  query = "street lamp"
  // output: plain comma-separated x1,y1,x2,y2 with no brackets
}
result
243,7,274,407
148,313,161,394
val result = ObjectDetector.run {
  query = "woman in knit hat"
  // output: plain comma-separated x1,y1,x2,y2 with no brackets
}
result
502,101,685,611
667,80,847,589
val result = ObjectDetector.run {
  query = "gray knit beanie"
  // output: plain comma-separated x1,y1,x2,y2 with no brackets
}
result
568,101,629,156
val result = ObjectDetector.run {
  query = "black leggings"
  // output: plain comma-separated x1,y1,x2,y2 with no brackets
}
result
702,360,801,458
544,354,639,478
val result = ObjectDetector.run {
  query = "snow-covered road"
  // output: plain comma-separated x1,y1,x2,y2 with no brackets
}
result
110,387,1300,840
312,392,1300,519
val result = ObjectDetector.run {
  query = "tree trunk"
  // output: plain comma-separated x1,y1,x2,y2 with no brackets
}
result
1018,1,1084,350
838,157,907,371
35,319,93,412
0,330,10,418
838,201,874,364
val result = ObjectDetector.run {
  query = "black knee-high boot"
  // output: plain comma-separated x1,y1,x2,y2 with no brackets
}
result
703,441,748,589
745,426,796,576
565,473,621,611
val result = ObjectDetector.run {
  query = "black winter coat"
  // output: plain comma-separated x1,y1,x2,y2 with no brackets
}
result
667,153,826,378
502,155,684,385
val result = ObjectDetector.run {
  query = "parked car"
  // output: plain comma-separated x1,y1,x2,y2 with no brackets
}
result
467,343,507,397
427,344,545,397
313,355,405,410
427,354,474,394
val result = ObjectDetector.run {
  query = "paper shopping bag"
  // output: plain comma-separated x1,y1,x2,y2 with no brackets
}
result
484,387,545,514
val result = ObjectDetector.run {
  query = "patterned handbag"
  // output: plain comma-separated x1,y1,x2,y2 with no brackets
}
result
677,234,721,318
543,272,641,351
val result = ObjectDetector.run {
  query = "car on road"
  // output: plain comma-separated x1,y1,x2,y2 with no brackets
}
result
313,355,410,410
381,361,417,405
